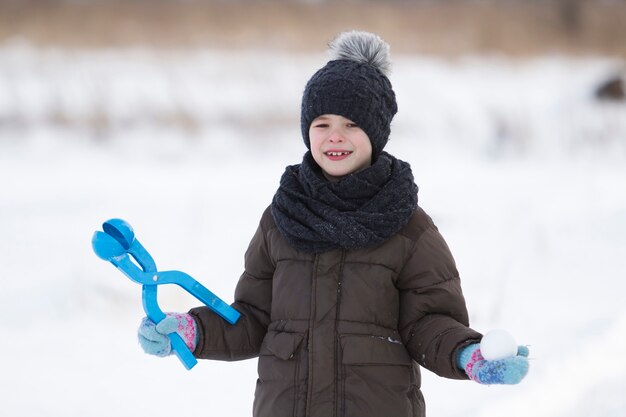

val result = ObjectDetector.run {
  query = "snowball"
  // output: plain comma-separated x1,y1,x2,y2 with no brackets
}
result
480,329,518,361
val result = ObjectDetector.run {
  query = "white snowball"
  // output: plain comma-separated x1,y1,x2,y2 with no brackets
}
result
480,329,517,361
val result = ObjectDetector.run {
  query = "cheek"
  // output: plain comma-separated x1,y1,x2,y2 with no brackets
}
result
308,138,319,153
356,134,373,155
308,130,321,149
309,131,326,153
308,136,325,164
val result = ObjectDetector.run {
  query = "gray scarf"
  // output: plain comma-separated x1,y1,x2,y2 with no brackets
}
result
271,151,418,253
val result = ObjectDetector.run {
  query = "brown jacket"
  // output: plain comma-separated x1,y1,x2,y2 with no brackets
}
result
190,205,482,417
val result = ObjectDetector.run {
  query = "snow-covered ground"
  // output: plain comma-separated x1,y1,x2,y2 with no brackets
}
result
1,44,625,417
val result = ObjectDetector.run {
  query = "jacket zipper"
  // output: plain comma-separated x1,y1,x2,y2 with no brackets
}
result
334,250,346,417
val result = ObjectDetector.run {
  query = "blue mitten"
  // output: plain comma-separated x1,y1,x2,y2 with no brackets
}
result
457,343,529,385
137,313,199,357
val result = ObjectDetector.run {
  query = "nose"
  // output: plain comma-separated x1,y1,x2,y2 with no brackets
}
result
328,128,345,143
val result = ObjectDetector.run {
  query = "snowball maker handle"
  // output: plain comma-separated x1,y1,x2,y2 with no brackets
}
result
143,286,198,370
92,218,241,370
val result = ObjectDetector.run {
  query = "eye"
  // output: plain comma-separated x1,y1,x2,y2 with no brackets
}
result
346,123,359,128
313,123,329,128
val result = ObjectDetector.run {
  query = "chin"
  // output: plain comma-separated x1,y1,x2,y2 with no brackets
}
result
326,168,352,177
321,168,350,181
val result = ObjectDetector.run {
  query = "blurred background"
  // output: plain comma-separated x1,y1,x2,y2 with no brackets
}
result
1,1,625,416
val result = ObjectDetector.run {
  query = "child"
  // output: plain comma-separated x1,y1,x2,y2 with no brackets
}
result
138,31,529,417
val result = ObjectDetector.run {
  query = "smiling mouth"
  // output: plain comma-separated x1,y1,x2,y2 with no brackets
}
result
324,151,353,161
325,151,352,157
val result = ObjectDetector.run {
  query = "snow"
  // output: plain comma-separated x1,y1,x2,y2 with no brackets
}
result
480,329,517,361
1,43,625,417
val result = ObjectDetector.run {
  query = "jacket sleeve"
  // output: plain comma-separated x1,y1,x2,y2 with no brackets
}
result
397,224,482,379
189,214,274,361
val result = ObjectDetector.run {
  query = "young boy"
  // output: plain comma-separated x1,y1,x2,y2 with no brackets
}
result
138,31,529,417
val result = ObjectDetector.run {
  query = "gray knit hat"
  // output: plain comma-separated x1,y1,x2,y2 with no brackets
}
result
301,31,398,160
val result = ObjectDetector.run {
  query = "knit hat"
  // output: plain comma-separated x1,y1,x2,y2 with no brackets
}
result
301,31,398,160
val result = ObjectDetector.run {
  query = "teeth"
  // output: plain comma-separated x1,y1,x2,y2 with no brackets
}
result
326,151,351,156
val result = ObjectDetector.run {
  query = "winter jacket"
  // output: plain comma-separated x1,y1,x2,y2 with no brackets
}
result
189,205,482,417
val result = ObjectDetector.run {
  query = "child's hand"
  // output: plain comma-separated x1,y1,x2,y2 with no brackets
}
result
457,343,529,385
137,313,198,357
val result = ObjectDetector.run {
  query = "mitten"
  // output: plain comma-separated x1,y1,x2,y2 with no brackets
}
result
137,313,198,357
457,343,529,385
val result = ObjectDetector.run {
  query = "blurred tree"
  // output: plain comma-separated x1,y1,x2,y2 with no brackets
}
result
558,0,583,34
596,75,625,101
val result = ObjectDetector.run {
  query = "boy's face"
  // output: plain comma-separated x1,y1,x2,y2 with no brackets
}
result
309,114,372,181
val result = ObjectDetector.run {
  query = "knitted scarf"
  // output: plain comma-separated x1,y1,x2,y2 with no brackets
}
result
271,151,418,254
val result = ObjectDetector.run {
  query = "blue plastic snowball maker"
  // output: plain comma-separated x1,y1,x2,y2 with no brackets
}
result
92,218,241,370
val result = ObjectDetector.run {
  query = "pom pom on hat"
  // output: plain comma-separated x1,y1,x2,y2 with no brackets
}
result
328,31,392,77
301,31,398,161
